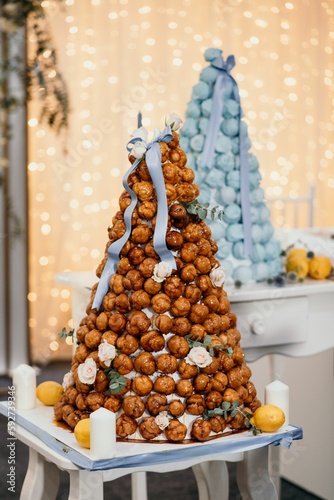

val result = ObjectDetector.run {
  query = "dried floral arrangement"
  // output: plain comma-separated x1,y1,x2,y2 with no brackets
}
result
0,0,69,238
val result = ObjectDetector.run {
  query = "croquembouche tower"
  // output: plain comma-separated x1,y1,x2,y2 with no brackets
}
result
180,48,282,284
55,113,262,442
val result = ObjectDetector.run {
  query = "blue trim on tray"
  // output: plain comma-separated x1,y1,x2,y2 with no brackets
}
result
0,402,303,471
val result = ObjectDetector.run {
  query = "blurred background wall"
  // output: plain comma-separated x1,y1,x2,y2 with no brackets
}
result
26,0,334,363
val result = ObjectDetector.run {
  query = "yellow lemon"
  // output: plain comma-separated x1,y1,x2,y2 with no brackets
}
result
286,256,309,278
250,404,285,433
74,418,91,449
287,248,307,260
308,255,332,280
36,381,64,406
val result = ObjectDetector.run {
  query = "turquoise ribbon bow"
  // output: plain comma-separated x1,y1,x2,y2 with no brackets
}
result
201,54,252,257
92,125,177,310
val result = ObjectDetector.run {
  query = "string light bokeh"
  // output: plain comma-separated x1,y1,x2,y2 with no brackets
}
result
27,0,334,363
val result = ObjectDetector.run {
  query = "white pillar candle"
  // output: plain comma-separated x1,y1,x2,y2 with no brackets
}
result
12,364,36,410
265,380,289,429
90,407,116,460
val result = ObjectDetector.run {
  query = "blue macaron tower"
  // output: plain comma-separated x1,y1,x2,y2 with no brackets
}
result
180,48,282,285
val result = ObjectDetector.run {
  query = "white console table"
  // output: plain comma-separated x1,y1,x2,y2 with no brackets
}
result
228,278,334,361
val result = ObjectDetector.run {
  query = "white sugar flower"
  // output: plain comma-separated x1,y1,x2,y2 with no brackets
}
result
131,141,147,159
131,126,148,142
152,261,173,283
155,411,170,430
77,358,97,385
165,112,183,131
210,266,225,288
98,340,116,367
62,371,74,391
185,346,212,368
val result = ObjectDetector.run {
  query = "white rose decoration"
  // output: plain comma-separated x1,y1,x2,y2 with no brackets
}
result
62,371,74,391
77,358,97,385
98,340,116,367
152,261,173,283
165,112,183,131
131,141,147,159
155,411,170,430
210,266,225,287
185,346,212,368
131,126,148,142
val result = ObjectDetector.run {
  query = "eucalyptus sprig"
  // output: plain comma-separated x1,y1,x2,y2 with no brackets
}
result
185,334,233,358
204,400,262,436
0,0,69,134
1,0,69,241
58,327,74,339
182,200,224,221
104,368,127,395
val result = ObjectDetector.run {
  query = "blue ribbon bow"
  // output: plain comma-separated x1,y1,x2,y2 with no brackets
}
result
201,54,252,257
92,125,177,310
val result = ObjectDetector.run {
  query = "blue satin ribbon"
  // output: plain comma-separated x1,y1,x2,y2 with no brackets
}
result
92,126,177,310
201,54,252,257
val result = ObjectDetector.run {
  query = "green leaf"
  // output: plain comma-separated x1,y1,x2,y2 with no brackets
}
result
203,335,212,347
187,206,196,215
182,199,225,222
230,409,238,418
210,207,217,221
243,410,253,419
106,369,127,394
57,327,67,339
186,334,212,351
198,207,207,219
221,401,231,411
58,327,74,339
252,426,263,436
231,399,239,409
226,347,233,358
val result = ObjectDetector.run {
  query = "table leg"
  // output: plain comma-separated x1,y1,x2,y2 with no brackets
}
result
68,469,104,500
268,353,285,498
236,447,278,500
20,447,59,500
192,461,229,500
131,472,148,500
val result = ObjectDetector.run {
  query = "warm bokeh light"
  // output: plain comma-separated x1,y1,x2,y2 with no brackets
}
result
28,0,334,363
